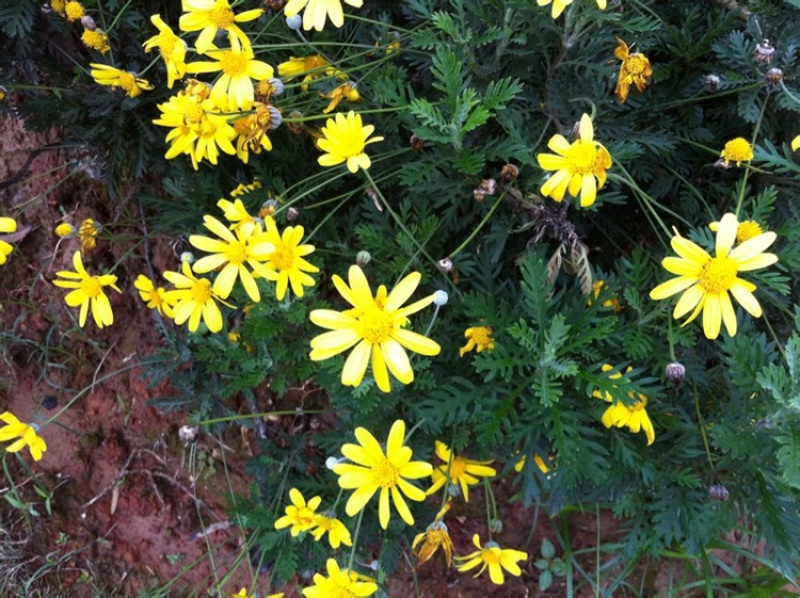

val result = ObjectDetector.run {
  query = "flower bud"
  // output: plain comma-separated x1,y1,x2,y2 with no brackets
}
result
410,134,425,152
286,14,302,30
703,74,720,93
260,199,279,218
437,258,453,273
754,39,775,64
489,518,503,534
447,484,462,498
267,105,283,129
501,164,519,182
286,110,303,134
80,15,96,30
665,361,686,386
356,250,371,267
179,425,198,444
432,290,448,306
287,207,300,221
765,68,784,86
325,457,342,470
708,483,729,502
180,251,195,264
268,78,285,96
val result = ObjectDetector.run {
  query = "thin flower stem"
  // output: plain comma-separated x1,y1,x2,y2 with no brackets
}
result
484,479,492,542
196,409,325,427
347,509,365,572
735,94,770,218
643,82,763,113
667,315,677,361
104,0,132,34
661,164,715,220
448,192,505,260
346,14,414,34
693,383,717,478
284,106,402,123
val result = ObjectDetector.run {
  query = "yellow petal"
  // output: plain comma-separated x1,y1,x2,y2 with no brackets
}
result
384,272,421,312
702,294,722,339
649,276,697,300
715,213,738,257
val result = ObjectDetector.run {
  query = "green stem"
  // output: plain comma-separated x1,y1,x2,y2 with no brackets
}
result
735,94,770,217
484,479,493,542
448,192,505,259
693,383,716,478
347,509,365,572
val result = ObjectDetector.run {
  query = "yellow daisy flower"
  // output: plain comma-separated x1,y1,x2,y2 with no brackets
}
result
308,265,440,393
333,419,433,529
284,0,364,32
51,0,66,16
593,364,655,446
719,137,754,167
321,81,360,113
53,251,121,328
143,14,188,89
185,45,274,111
163,261,227,333
134,274,174,318
537,113,613,208
459,325,495,357
311,514,353,548
649,213,778,339
412,520,454,567
317,111,384,173
792,135,800,151
65,1,84,21
189,215,275,302
426,440,496,503
0,412,47,462
260,217,319,301
81,28,110,54
274,488,322,536
0,216,17,265
614,38,653,103
89,64,154,98
302,559,377,597
179,0,263,55
455,534,528,585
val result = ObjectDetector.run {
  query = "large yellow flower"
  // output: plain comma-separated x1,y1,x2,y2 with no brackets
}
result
649,213,778,339
309,265,440,392
537,113,613,208
302,559,377,598
143,14,187,89
179,0,263,55
593,364,655,446
455,534,528,585
317,111,384,173
163,261,227,333
284,0,364,32
273,488,322,536
0,412,47,462
89,64,153,98
53,250,121,328
333,419,433,529
0,216,17,265
185,46,273,111
426,441,496,503
260,217,319,301
614,38,653,103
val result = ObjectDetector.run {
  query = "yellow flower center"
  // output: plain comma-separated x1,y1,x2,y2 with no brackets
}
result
209,3,235,29
219,51,248,77
625,54,647,75
117,72,137,95
192,278,213,304
470,327,492,346
374,457,400,489
271,245,295,271
723,138,753,162
358,308,394,344
80,276,102,298
184,103,206,124
699,257,737,294
736,221,762,243
426,529,448,546
448,457,467,479
480,546,502,565
233,115,254,135
223,240,248,265
328,587,354,598
147,289,162,305
566,141,598,174
159,36,177,57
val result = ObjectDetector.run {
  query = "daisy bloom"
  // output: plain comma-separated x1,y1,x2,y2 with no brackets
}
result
537,113,613,208
792,135,800,151
302,559,377,598
459,325,495,357
185,46,274,111
333,419,433,529
412,520,454,567
513,453,551,474
134,274,174,318
709,217,764,244
649,213,778,339
321,81,360,114
311,514,353,548
0,216,17,265
81,28,110,54
143,15,188,89
217,198,256,234
455,534,528,585
179,0,263,55
309,265,441,393
163,261,227,333
189,215,275,302
719,137,754,167
90,64,153,98
65,1,84,21
274,488,322,536
614,38,653,103
0,412,47,462
593,364,655,445
78,218,99,253
317,111,384,174
284,0,364,32
53,251,121,328
426,441,496,503
260,216,319,301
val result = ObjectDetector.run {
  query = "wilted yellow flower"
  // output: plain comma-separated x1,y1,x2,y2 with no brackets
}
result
317,111,384,173
426,440,496,502
274,488,322,536
163,261,227,333
459,325,494,357
311,514,352,548
185,45,273,111
78,218,99,253
284,0,364,32
277,55,335,91
301,559,377,598
0,412,47,462
65,1,84,21
81,28,110,53
0,216,17,266
321,82,360,113
593,364,655,446
719,137,754,167
412,520,454,567
231,102,278,163
53,250,121,328
143,14,187,89
134,274,174,317
179,0,263,55
90,64,153,98
614,38,653,103
260,217,319,301
455,534,528,585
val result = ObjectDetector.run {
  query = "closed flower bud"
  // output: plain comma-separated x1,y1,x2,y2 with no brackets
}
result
703,74,721,93
410,134,425,152
268,78,285,95
179,425,198,444
80,15,96,30
267,105,283,129
356,250,371,267
489,518,503,534
765,68,784,86
286,110,303,134
501,164,519,182
287,207,300,221
286,14,302,30
325,456,343,470
437,258,453,273
179,251,195,264
665,361,686,386
708,483,729,502
754,39,775,64
432,290,448,306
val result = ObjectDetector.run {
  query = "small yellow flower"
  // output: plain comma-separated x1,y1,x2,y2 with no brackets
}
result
143,15,188,89
614,38,653,103
274,488,322,536
260,217,319,301
81,28,110,54
277,55,334,91
0,216,17,266
333,420,433,529
311,514,353,548
55,222,76,238
589,280,622,311
412,520,454,567
78,218,100,253
709,217,764,244
792,135,800,151
719,137,754,167
302,559,377,597
455,534,528,585
51,0,66,16
284,0,364,32
134,274,174,318
217,198,256,234
0,412,47,461
65,1,84,21
52,251,121,328
90,64,154,98
163,261,228,333
321,82,361,114
593,364,655,446
317,111,384,174
513,453,551,474
426,440,496,503
179,0,263,55
185,45,274,111
459,326,495,357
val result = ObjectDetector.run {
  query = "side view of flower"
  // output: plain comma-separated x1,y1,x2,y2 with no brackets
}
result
593,364,655,446
0,412,47,461
455,534,528,585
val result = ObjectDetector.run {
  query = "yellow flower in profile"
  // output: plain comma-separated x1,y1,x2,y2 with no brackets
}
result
302,559,377,598
321,81,361,114
614,38,653,103
513,453,551,474
179,0,263,55
284,0,364,32
593,364,655,446
143,15,188,89
649,213,778,339
459,325,494,357
455,534,528,585
412,519,454,567
90,64,153,98
134,274,174,318
0,412,47,462
311,514,353,548
78,218,99,253
274,488,322,536
277,55,333,91
81,28,110,54
719,137,754,167
792,135,800,151
426,441,496,502
0,216,17,265
185,46,274,111
309,265,440,392
163,261,227,333
65,1,84,21
53,251,121,328
537,113,613,208
189,216,275,302
709,217,764,244
55,222,76,238
260,217,319,301
333,419,433,529
317,111,384,173
217,198,256,234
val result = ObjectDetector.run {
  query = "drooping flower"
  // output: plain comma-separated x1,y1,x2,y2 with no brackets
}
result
412,519,454,567
143,14,188,89
163,261,228,333
90,64,153,98
593,364,655,446
317,111,384,173
709,217,764,244
302,559,377,598
185,45,274,111
311,514,353,548
277,55,335,91
274,488,322,536
649,212,778,339
459,325,495,357
0,412,47,461
52,251,121,328
259,217,319,301
333,419,433,529
537,113,613,208
179,0,263,55
231,102,279,163
134,274,174,317
65,1,84,21
426,441,496,502
513,453,551,474
792,135,800,151
719,137,754,167
309,265,440,392
284,0,364,32
189,215,275,302
455,534,528,585
78,218,100,253
0,216,17,266
81,28,110,54
614,38,653,103
321,82,360,113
